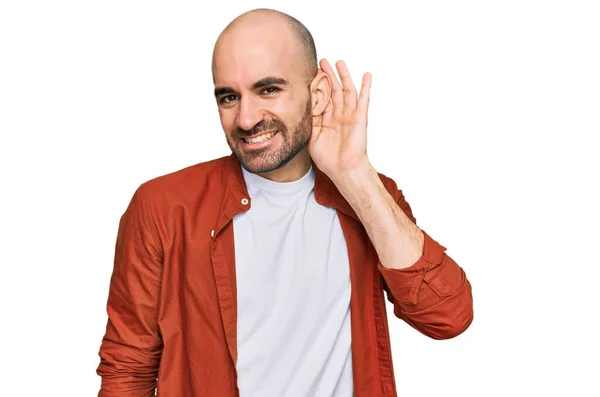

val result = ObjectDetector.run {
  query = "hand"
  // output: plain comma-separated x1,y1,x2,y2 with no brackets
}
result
308,59,373,180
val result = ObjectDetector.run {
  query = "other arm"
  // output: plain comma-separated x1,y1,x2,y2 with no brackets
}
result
96,186,163,396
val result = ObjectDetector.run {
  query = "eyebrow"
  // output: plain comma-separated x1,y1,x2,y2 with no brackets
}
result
252,77,288,89
214,76,289,98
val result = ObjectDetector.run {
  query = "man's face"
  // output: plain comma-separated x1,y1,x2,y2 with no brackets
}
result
212,24,313,173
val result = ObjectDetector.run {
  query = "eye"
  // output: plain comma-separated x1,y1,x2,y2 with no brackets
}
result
262,86,280,95
220,94,238,104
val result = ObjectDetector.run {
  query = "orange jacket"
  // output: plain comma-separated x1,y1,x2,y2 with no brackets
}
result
97,153,473,397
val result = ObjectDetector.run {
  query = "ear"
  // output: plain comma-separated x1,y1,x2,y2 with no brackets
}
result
310,69,331,116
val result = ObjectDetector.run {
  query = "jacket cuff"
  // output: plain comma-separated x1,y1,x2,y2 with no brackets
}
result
378,230,449,305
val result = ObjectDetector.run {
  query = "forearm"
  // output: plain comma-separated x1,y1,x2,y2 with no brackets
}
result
332,163,424,270
332,163,473,338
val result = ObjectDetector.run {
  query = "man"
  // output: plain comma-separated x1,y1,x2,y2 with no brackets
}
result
97,8,473,397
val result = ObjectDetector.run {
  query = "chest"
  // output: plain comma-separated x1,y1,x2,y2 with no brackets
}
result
233,196,351,322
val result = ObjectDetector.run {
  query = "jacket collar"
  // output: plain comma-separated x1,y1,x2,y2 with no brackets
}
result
224,152,359,222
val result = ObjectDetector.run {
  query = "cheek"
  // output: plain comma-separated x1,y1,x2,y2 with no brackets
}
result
271,98,309,127
218,108,237,132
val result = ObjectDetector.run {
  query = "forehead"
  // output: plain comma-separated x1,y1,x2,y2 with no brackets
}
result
213,22,305,87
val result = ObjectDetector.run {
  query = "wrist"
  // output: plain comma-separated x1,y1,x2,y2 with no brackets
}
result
332,163,383,206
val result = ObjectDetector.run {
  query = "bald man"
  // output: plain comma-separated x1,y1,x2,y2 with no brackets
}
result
97,8,473,397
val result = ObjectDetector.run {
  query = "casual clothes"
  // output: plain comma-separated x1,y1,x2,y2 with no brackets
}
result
97,153,473,397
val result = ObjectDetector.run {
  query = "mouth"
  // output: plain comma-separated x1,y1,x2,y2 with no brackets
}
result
241,130,279,145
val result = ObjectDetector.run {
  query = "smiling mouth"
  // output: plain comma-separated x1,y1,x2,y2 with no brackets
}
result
242,130,278,144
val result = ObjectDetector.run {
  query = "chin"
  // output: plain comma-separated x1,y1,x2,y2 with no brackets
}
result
237,150,295,174
240,157,285,174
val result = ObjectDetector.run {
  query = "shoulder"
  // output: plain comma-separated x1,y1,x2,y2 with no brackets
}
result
134,155,229,205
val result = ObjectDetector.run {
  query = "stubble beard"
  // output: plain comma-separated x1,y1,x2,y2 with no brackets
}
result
228,100,312,174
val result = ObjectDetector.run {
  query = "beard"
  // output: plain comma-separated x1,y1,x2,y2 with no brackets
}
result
226,99,312,174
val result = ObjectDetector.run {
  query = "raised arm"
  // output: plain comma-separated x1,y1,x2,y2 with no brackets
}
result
335,164,473,339
307,58,473,339
378,182,473,339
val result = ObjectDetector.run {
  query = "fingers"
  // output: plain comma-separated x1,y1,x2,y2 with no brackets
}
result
320,59,369,114
335,60,357,109
357,72,372,113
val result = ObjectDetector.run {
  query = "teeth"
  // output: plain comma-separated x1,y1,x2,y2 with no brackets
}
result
244,131,276,144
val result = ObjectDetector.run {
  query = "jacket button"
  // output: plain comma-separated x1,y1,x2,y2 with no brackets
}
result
211,230,215,237
241,198,249,205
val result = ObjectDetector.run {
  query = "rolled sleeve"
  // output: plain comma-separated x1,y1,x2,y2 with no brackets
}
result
379,231,473,340
376,178,473,339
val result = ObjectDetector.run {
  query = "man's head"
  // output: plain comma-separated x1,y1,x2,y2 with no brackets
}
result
212,9,330,177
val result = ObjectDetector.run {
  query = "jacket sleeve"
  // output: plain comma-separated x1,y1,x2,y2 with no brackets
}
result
378,183,474,340
97,186,164,396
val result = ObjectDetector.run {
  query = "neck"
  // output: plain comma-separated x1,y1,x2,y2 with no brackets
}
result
256,147,311,182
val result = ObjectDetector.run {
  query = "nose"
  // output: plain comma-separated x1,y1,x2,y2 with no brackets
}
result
236,96,263,132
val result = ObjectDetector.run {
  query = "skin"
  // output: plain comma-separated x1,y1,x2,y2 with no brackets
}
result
212,10,327,182
212,9,425,269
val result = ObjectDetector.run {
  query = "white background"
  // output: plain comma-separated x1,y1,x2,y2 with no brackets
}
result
1,0,599,395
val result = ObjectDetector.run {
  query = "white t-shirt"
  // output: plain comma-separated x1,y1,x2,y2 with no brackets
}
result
233,164,353,397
